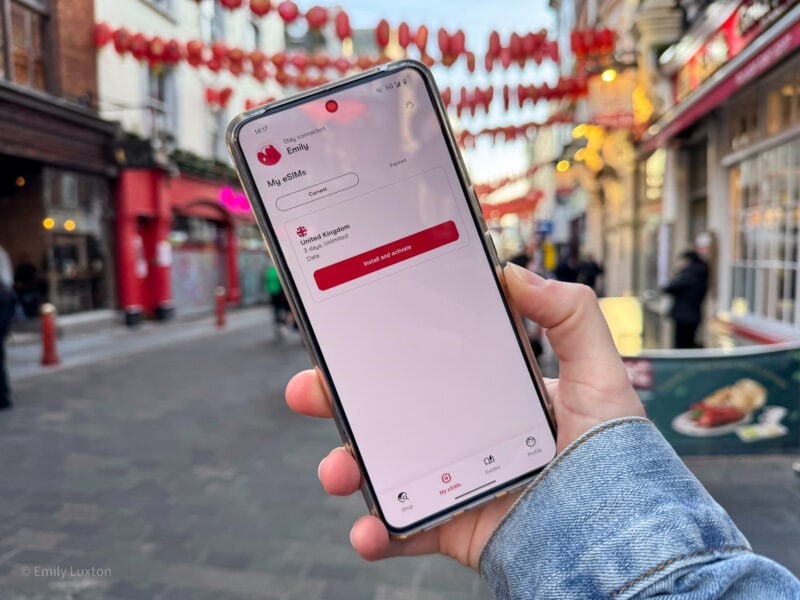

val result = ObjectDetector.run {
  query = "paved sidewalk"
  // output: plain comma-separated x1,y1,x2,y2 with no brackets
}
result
8,308,272,382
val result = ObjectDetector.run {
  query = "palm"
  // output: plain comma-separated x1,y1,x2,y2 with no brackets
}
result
287,267,644,569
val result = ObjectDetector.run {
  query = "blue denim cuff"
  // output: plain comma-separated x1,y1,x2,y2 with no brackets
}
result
479,417,753,599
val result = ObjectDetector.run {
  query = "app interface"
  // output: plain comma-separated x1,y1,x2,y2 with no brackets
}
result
238,67,555,529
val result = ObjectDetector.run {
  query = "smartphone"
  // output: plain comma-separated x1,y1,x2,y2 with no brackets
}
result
227,59,557,537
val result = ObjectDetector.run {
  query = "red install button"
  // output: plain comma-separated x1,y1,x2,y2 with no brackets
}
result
314,220,460,291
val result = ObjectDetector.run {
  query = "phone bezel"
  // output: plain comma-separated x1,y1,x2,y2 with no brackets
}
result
227,59,557,537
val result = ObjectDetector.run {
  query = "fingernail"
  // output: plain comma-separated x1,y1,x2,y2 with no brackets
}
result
505,262,546,287
317,457,325,480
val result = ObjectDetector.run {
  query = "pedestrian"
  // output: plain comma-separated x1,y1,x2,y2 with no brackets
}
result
264,264,292,337
0,244,16,411
577,251,604,294
554,250,579,283
663,250,709,349
284,264,800,598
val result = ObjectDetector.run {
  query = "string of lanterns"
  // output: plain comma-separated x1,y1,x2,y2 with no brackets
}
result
481,190,543,220
94,20,561,84
457,114,573,148
473,164,545,196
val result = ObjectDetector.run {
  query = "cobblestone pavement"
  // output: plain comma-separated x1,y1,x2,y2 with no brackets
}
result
0,317,798,599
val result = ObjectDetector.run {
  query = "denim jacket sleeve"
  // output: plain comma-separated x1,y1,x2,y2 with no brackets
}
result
479,417,800,599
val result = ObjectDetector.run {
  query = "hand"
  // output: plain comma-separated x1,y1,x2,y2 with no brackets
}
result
285,263,644,569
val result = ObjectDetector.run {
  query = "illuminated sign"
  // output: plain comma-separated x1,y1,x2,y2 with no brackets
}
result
219,186,250,214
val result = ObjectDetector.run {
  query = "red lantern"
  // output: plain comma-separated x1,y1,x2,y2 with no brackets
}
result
219,87,233,107
329,56,348,74
245,99,256,110
597,28,614,53
219,0,243,9
415,25,428,53
228,47,245,63
450,29,465,57
163,39,184,65
211,41,229,61
112,27,130,54
277,1,299,23
147,36,166,65
311,53,329,70
271,51,286,69
484,53,493,72
441,87,451,107
398,22,410,49
186,40,205,66
250,0,271,17
129,33,148,61
205,87,219,104
509,33,522,60
500,48,511,69
290,52,308,71
420,53,434,67
488,30,501,58
437,28,450,57
94,22,113,48
275,69,290,85
295,72,309,88
252,64,268,82
502,85,510,111
250,49,266,68
229,60,244,76
306,6,328,29
335,11,351,40
207,57,222,72
356,55,373,70
376,19,390,49
466,51,475,73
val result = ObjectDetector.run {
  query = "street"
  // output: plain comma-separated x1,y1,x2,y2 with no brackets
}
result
0,314,798,599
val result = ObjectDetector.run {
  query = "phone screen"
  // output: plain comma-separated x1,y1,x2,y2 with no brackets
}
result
235,64,556,531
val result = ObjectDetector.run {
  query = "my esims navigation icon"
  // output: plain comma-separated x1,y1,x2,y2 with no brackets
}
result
296,226,308,238
257,144,281,166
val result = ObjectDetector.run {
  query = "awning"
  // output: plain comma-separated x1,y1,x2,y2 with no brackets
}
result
641,4,800,155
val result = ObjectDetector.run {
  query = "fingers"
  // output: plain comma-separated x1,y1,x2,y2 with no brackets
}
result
285,369,332,418
318,447,361,495
504,264,626,383
350,515,440,561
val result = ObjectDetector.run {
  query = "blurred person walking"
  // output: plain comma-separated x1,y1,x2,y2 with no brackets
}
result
0,244,15,410
265,264,293,338
555,250,579,283
577,252,604,295
663,250,709,349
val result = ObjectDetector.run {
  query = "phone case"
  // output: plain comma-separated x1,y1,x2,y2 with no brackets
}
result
227,59,556,537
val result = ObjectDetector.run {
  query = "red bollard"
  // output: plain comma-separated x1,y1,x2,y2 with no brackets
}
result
40,303,60,366
215,286,226,329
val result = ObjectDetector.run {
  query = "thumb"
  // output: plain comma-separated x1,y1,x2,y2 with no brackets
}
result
503,263,628,387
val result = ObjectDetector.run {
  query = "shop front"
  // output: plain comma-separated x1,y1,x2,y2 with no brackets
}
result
0,87,117,318
116,165,264,324
640,1,800,344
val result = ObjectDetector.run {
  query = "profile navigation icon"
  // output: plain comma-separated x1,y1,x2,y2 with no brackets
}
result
525,436,536,448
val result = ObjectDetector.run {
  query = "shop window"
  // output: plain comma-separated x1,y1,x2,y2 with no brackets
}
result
7,0,48,90
729,137,800,326
147,66,177,139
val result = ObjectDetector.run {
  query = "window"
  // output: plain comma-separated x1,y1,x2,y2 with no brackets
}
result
5,0,48,90
200,0,226,44
729,139,800,326
146,67,177,139
245,18,261,51
209,106,227,162
146,0,174,15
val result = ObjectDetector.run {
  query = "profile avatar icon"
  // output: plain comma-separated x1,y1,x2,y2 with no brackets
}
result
257,145,281,166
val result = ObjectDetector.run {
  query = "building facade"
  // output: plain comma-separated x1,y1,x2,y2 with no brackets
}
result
95,0,284,323
0,0,118,318
639,0,800,342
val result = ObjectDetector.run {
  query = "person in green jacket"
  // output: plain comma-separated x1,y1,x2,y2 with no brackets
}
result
264,264,293,335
